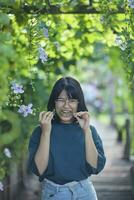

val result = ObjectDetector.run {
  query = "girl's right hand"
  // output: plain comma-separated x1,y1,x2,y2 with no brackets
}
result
39,111,54,134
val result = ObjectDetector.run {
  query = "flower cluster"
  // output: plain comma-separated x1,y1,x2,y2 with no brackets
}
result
37,25,49,63
128,0,134,8
38,45,48,63
38,25,61,62
10,81,34,117
115,36,127,51
18,103,33,117
11,83,24,94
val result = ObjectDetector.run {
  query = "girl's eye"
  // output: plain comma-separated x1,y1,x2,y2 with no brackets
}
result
69,99,77,103
57,98,64,102
55,98,78,105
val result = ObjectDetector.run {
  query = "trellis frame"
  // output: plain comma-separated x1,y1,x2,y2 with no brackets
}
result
0,0,125,14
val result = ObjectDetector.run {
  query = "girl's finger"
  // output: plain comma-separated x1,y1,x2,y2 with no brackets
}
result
40,111,51,122
46,112,54,120
73,113,83,118
41,112,52,123
75,112,84,116
48,113,54,122
79,111,89,115
39,111,46,122
73,114,80,120
42,111,52,120
75,112,89,117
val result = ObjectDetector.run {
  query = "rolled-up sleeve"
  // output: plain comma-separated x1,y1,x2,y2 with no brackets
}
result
28,125,41,176
86,125,106,175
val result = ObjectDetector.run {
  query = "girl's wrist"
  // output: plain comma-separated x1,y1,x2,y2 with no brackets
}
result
41,129,51,136
41,133,51,140
84,127,91,135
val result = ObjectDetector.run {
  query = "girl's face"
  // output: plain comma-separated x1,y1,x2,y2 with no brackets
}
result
55,90,78,124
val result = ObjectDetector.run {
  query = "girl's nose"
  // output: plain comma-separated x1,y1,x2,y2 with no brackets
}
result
63,100,70,107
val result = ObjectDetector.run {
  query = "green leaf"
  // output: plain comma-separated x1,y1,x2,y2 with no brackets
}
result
0,13,10,25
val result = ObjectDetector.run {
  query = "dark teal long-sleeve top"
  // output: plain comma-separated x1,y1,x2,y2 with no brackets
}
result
28,121,106,184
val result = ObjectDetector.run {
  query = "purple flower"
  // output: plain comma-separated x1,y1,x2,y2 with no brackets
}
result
43,27,49,38
18,103,33,117
25,103,33,115
11,82,24,94
4,148,12,158
128,0,134,8
18,105,25,113
38,46,48,63
0,182,4,191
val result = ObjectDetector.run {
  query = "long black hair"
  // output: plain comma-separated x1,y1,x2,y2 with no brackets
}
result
47,76,88,121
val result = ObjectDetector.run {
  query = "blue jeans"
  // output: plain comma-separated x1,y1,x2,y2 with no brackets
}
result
41,178,98,200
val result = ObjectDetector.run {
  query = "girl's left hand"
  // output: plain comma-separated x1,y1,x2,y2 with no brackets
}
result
73,111,90,132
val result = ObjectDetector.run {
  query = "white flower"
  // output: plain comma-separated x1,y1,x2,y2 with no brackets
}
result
120,42,127,51
115,36,127,51
0,182,4,191
115,36,123,46
4,148,12,158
